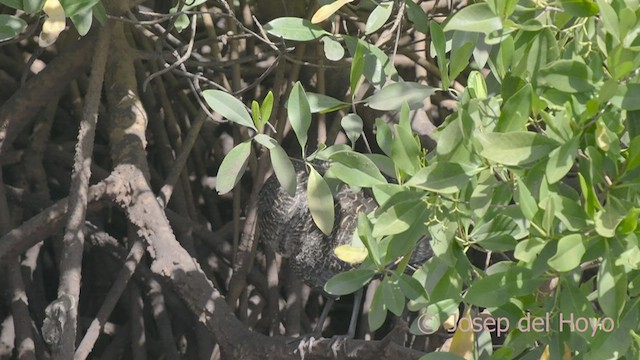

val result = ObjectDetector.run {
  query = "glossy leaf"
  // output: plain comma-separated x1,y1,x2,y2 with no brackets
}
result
559,0,599,17
443,3,502,34
538,59,595,93
322,35,345,61
381,277,405,316
391,123,421,176
253,134,296,196
60,0,99,16
405,0,429,34
365,1,393,35
260,91,274,128
264,17,329,41
341,113,363,147
547,234,585,272
597,255,627,319
350,40,365,96
546,136,579,184
366,82,436,111
497,83,531,132
203,90,256,131
475,132,560,166
369,284,387,331
357,212,381,266
372,198,425,237
0,15,27,41
311,0,354,24
306,92,350,113
325,268,375,296
215,140,251,194
288,82,312,152
329,151,387,187
430,21,449,89
307,165,335,235
405,163,469,194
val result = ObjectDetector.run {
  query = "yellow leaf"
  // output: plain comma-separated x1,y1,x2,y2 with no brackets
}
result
443,308,460,330
563,342,572,360
449,311,475,359
540,345,550,360
311,0,354,24
39,0,66,47
334,244,368,264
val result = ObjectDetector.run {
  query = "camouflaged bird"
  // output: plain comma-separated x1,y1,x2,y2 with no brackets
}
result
257,158,432,295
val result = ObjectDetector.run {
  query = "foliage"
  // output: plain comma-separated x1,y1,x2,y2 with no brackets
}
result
0,0,104,43
216,0,640,358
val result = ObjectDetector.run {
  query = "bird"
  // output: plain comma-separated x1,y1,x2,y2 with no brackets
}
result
257,157,433,342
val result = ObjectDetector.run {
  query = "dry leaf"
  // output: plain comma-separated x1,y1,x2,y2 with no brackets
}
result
39,0,66,47
311,0,354,24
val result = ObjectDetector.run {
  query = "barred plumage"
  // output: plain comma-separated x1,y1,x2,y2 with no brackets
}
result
258,158,433,294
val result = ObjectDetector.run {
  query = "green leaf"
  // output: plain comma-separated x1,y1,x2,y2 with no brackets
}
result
597,255,627,319
559,0,599,17
390,123,422,176
344,36,398,88
475,132,560,166
470,215,520,247
538,59,595,93
405,163,469,194
215,140,252,194
69,7,92,36
449,41,475,82
584,299,639,360
260,91,274,127
366,82,436,111
397,273,428,300
375,118,393,157
350,40,365,96
465,268,543,307
306,92,350,113
516,178,538,221
251,100,260,128
0,0,23,10
627,136,640,171
514,237,546,263
545,136,578,184
357,212,381,266
23,0,44,13
287,82,312,152
203,90,256,131
430,21,449,89
381,277,405,316
365,1,393,34
329,151,387,187
547,234,585,272
595,199,626,238
59,0,99,17
497,83,532,132
263,17,329,41
0,15,27,41
443,3,502,34
405,0,429,34
325,268,375,296
611,84,640,111
551,195,589,231
322,35,344,61
369,284,387,331
467,71,488,99
372,198,425,237
253,135,297,196
341,114,363,147
307,165,334,235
